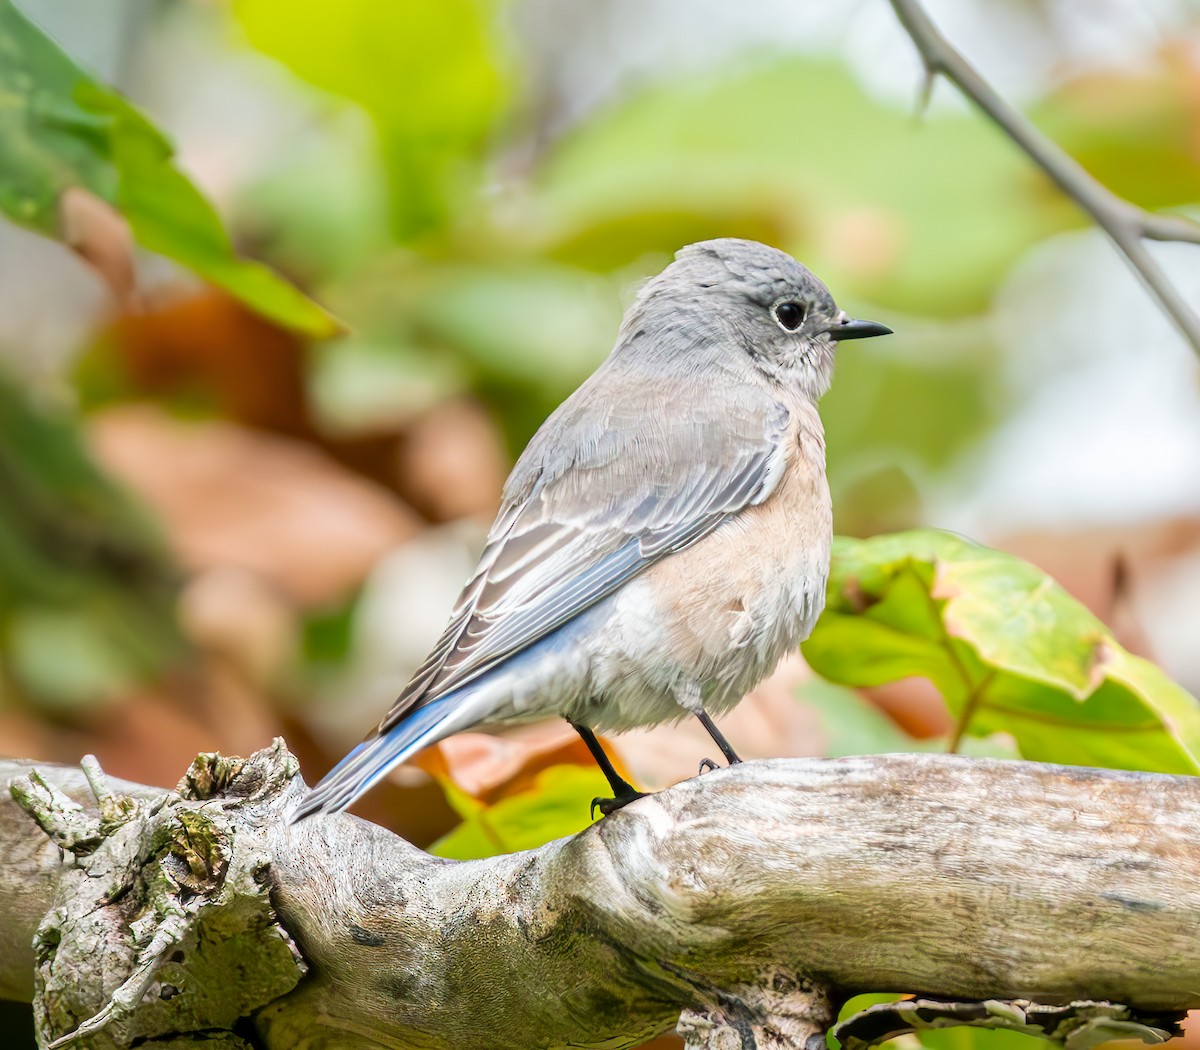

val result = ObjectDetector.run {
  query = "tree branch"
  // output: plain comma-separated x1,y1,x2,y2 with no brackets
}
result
888,0,1200,358
2,745,1199,1049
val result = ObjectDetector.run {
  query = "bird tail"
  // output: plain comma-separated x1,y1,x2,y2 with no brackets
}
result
292,693,465,821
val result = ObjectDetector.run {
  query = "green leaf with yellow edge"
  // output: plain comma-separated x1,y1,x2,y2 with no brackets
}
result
429,763,610,860
802,530,1200,774
0,0,337,337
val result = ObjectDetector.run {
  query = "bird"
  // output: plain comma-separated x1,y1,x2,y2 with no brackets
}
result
294,238,891,821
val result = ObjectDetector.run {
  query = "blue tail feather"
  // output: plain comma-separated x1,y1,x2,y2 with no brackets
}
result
292,693,462,821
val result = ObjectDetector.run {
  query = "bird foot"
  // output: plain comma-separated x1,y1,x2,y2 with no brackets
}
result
590,788,647,819
698,754,746,774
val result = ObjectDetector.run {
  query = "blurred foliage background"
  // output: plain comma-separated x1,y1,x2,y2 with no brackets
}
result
2,0,1200,1046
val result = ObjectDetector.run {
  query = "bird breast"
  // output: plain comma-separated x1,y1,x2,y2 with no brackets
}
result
608,399,832,722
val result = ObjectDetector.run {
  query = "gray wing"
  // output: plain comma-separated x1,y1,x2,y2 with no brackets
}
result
377,373,791,733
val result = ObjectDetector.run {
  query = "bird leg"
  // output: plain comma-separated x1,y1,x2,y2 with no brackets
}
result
677,682,743,770
695,710,743,766
567,721,646,818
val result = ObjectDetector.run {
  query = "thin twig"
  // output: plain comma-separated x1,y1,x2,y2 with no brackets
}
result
947,670,994,754
888,0,1200,358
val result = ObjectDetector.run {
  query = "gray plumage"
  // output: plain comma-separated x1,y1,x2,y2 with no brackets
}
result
295,238,891,819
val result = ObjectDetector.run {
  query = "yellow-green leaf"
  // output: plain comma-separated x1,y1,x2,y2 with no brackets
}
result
429,764,610,860
235,0,508,240
802,530,1200,774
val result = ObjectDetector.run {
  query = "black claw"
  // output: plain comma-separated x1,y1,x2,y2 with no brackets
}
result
698,757,719,774
590,788,647,819
570,719,647,818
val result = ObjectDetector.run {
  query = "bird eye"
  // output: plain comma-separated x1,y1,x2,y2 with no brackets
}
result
773,301,806,331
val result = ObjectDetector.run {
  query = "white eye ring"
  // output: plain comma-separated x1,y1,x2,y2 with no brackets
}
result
773,301,807,331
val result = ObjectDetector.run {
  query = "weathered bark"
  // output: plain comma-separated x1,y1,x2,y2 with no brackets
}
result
1,743,1197,1049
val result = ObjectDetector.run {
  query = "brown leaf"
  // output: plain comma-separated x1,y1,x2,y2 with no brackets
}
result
58,187,138,308
105,289,311,436
416,722,616,805
66,676,284,791
396,398,509,523
101,289,407,495
178,568,297,690
88,405,420,607
863,677,955,740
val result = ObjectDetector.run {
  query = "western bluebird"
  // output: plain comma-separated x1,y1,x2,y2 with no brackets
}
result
295,238,890,820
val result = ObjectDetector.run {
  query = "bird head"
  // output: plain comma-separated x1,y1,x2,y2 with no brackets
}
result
623,238,892,401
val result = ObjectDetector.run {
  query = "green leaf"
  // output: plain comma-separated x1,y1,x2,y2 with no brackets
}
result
429,763,610,860
322,256,620,452
235,0,508,241
0,372,185,710
820,333,1004,535
796,676,1018,761
802,530,1200,775
0,0,336,336
538,58,1069,317
915,1029,1050,1050
1033,63,1200,216
831,997,1069,1050
798,677,922,758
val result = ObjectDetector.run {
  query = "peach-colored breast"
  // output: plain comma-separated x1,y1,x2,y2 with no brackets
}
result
641,399,832,704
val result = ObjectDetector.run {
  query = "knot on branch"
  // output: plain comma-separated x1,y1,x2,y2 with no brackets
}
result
677,970,834,1050
13,742,306,1049
177,737,300,804
833,997,1185,1050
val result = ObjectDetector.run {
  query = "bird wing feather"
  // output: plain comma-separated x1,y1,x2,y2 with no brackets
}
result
376,371,790,734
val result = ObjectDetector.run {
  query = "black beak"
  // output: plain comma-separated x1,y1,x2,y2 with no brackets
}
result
828,316,893,341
